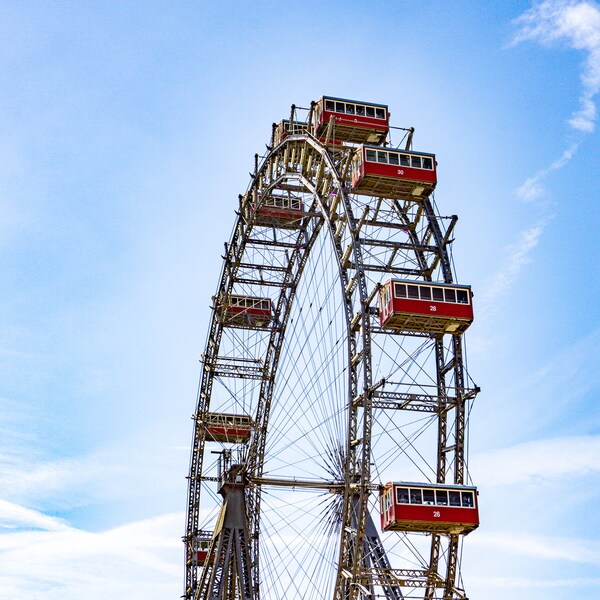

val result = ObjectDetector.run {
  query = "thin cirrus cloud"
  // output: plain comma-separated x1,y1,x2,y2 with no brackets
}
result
511,0,600,201
512,0,600,133
0,498,69,532
465,530,600,595
472,326,600,447
473,221,545,332
515,142,579,201
0,503,182,600
470,530,600,566
0,437,135,510
471,435,600,486
470,576,600,590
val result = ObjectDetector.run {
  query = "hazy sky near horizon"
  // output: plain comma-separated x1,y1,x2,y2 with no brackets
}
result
0,1,599,598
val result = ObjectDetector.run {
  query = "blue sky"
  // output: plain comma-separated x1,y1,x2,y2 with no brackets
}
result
0,1,599,598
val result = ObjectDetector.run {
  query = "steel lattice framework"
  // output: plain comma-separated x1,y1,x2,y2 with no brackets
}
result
184,99,479,600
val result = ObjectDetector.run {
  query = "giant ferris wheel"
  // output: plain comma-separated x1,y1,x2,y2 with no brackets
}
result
184,95,480,600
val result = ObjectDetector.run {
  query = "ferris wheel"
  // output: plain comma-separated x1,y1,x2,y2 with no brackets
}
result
184,95,480,600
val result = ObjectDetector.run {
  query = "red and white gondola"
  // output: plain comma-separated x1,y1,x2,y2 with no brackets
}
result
273,119,309,146
201,413,254,444
381,482,479,535
313,96,389,144
351,145,437,199
251,192,303,229
378,279,473,335
220,295,273,328
187,530,213,566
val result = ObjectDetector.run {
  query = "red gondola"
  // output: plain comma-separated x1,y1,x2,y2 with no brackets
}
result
273,119,309,146
221,295,273,328
351,145,437,199
378,279,473,335
202,413,254,444
313,96,389,144
187,531,213,566
252,192,303,229
381,482,479,535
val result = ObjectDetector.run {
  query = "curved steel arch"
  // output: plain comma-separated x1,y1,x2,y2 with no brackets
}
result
185,119,478,600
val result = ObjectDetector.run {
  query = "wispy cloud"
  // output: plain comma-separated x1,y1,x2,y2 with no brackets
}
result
465,531,600,597
513,0,600,132
471,326,600,446
515,142,579,201
0,503,182,600
468,222,546,353
471,530,600,566
0,499,69,532
0,415,188,514
469,575,600,589
0,454,115,509
512,1,600,200
471,435,600,485
477,222,545,318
